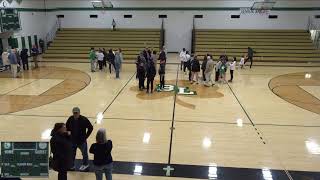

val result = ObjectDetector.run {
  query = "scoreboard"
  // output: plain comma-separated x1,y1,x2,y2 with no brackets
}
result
1,142,49,178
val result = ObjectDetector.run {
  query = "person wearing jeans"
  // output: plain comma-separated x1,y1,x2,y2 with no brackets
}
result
89,48,96,72
8,49,19,78
66,107,93,171
158,48,166,89
90,128,113,180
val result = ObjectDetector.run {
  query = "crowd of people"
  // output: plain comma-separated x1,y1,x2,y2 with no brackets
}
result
50,107,113,180
0,45,39,78
88,48,123,79
135,47,167,93
179,47,255,86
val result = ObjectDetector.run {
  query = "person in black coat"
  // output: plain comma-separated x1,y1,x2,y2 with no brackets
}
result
20,49,29,70
107,49,115,74
191,55,201,84
146,60,156,93
158,48,166,89
89,128,113,180
201,54,208,82
102,48,107,69
137,61,146,91
66,107,93,171
50,123,73,180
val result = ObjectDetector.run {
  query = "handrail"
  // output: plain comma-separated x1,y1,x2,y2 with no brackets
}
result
45,19,60,50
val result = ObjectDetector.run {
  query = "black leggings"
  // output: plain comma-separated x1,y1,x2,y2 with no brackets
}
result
147,78,154,92
139,75,145,89
98,61,103,70
58,171,67,180
230,70,234,81
22,61,29,70
109,62,115,73
160,74,165,89
202,70,206,81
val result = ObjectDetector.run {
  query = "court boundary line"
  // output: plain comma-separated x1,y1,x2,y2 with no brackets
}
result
102,72,137,114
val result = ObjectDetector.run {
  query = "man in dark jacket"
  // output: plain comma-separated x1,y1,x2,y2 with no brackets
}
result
66,107,93,171
201,54,209,81
20,49,29,70
247,47,255,69
107,49,115,74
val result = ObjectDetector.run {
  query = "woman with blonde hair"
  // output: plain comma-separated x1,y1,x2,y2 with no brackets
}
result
89,128,113,180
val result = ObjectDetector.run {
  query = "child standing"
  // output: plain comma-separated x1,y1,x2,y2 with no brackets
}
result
228,57,236,82
239,54,245,69
219,59,227,84
191,55,200,84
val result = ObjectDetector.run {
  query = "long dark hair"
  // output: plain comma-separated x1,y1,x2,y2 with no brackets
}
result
51,123,65,136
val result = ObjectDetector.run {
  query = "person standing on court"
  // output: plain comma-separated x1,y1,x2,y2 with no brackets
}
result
31,45,39,69
137,60,146,91
20,49,29,70
89,48,96,72
8,49,19,78
50,123,73,180
228,57,236,82
204,56,215,87
89,128,113,180
201,55,208,82
190,55,200,84
247,47,255,69
119,48,124,71
107,49,115,74
2,50,10,70
146,60,156,93
97,49,105,71
158,47,167,90
179,48,186,71
114,50,121,79
66,107,93,171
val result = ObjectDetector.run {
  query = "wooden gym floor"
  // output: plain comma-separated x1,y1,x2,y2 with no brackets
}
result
0,58,319,180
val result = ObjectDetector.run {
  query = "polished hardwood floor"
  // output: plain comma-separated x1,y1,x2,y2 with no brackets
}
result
1,60,319,179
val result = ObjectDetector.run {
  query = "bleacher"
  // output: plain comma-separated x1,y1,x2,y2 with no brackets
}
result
43,28,161,63
194,29,320,63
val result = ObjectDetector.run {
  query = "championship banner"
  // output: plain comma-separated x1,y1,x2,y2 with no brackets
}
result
240,8,270,15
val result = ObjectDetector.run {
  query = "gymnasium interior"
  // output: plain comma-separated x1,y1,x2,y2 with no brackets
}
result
0,0,320,180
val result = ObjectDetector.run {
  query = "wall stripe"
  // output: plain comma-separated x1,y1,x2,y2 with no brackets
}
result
0,7,319,12
17,37,22,50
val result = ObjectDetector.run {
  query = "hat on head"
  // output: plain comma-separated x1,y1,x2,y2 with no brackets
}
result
72,107,80,113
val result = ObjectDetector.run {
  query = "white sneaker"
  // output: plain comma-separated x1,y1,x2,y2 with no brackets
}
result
79,164,89,171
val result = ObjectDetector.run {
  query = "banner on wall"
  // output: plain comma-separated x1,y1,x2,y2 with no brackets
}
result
240,8,270,15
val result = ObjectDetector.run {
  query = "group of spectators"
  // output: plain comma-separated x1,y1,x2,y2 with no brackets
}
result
179,47,255,86
136,47,167,93
0,45,39,77
50,107,113,180
89,48,123,79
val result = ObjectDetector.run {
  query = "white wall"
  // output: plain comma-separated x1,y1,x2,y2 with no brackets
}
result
47,10,320,52
2,0,320,51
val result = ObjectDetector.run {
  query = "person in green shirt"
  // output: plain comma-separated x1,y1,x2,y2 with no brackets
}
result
89,47,96,72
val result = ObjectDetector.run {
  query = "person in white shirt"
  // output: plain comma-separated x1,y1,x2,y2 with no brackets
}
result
179,48,186,71
229,57,236,82
239,54,246,69
97,49,105,71
2,50,10,70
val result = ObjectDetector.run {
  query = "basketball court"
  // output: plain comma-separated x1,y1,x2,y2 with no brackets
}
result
0,57,319,179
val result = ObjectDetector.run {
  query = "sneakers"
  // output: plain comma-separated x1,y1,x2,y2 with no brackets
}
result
79,164,89,171
69,166,76,171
